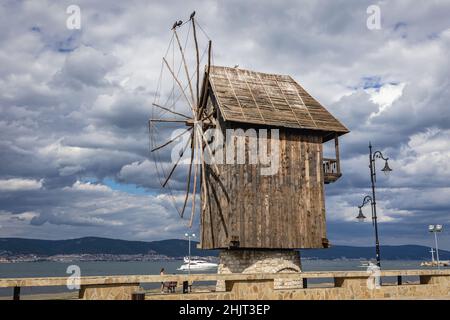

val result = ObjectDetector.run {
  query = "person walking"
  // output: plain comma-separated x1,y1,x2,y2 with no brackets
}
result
160,268,165,293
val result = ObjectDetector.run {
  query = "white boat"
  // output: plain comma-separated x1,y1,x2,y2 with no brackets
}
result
420,260,449,267
358,261,371,268
177,257,218,271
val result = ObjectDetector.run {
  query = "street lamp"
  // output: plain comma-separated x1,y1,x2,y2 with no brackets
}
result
356,142,392,268
356,206,367,222
357,195,381,266
381,160,393,176
184,233,196,275
428,225,443,269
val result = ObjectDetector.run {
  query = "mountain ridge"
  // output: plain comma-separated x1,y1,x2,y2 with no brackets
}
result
1,237,449,260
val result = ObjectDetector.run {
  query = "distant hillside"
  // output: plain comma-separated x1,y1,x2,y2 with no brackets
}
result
0,237,218,257
0,237,448,260
302,245,450,260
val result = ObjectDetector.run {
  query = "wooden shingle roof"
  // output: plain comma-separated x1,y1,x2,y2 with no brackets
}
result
208,66,349,138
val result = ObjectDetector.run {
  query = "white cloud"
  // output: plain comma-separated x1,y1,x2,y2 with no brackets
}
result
367,82,405,115
0,178,43,191
67,180,111,192
10,211,39,222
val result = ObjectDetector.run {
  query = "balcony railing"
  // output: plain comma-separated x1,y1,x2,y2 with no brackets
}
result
323,158,341,184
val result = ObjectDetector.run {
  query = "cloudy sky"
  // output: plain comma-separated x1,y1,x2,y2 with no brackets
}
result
0,0,449,250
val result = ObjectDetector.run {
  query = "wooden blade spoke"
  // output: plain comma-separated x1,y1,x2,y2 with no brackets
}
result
199,133,208,212
179,131,195,218
149,119,187,123
192,17,200,107
163,57,197,118
188,132,199,227
196,124,220,175
162,133,192,188
198,40,212,117
173,29,196,109
151,127,192,153
152,103,191,119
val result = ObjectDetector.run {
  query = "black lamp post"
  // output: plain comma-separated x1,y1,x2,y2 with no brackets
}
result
356,142,392,268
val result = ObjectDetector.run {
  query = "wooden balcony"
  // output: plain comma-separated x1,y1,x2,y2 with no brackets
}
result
323,158,341,184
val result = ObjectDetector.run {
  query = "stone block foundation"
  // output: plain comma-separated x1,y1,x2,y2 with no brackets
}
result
216,249,302,291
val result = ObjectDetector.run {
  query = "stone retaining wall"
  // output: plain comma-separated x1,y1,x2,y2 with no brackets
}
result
147,274,450,300
3,269,450,300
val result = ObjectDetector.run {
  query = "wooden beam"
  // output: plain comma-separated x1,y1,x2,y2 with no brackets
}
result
162,57,196,117
334,134,340,174
192,17,200,106
149,119,187,123
188,133,199,227
173,29,196,108
152,103,190,119
179,131,195,218
162,134,192,187
184,119,213,127
198,40,212,117
151,127,192,152
196,125,220,174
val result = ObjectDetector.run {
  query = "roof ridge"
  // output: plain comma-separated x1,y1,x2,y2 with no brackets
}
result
207,67,350,140
210,65,291,78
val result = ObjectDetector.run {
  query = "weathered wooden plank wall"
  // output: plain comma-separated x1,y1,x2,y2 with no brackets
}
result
200,120,326,250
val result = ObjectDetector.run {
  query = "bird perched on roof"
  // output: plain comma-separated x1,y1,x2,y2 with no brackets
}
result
190,11,196,20
234,64,239,68
171,20,183,30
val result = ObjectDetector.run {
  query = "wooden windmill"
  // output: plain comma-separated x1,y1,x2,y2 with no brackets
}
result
149,13,349,252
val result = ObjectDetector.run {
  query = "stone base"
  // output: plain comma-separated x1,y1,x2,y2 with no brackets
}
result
216,249,302,291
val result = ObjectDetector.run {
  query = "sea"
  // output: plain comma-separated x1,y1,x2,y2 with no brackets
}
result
0,259,429,297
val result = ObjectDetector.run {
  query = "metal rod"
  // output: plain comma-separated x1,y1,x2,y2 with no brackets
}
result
430,247,435,263
302,278,308,288
434,231,440,269
13,286,20,300
188,235,191,276
369,142,382,268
